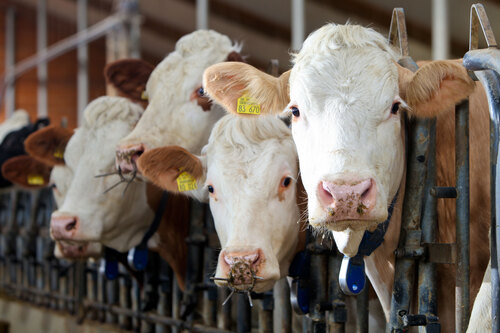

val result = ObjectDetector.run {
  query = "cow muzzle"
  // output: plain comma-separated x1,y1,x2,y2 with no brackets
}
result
317,178,377,222
115,144,145,174
51,215,79,240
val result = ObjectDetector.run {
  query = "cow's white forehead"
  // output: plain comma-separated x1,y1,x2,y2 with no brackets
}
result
146,30,239,98
290,24,400,114
65,96,143,169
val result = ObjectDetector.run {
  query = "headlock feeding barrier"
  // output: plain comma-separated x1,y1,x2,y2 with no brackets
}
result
1,3,500,333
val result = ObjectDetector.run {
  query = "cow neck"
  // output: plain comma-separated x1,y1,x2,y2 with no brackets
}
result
104,190,169,276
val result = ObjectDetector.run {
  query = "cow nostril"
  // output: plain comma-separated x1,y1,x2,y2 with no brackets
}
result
322,182,333,198
65,220,77,232
131,149,144,163
361,188,370,200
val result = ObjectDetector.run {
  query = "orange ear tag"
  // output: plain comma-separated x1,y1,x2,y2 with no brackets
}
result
237,95,261,115
176,171,198,192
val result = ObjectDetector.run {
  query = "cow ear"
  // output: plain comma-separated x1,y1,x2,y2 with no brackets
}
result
2,155,52,189
104,58,155,103
203,62,290,116
25,126,73,167
401,60,476,118
136,146,206,193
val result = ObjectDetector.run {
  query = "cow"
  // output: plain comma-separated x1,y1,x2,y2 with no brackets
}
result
135,114,305,294
113,29,243,177
202,24,490,331
34,96,190,289
2,125,102,259
0,109,30,143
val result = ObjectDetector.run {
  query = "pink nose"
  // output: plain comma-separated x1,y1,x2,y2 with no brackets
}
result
51,216,78,240
318,178,376,219
222,249,262,271
115,144,145,173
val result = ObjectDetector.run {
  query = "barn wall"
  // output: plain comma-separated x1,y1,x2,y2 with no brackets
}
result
0,4,108,129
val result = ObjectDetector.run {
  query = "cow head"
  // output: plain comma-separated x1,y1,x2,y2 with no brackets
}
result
50,97,154,252
2,127,102,259
137,115,301,292
114,30,243,178
0,109,30,143
204,24,476,256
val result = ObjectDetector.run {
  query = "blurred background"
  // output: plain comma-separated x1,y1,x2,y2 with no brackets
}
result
1,0,500,128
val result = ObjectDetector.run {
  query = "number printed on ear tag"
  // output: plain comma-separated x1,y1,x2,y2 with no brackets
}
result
176,171,198,192
237,95,261,115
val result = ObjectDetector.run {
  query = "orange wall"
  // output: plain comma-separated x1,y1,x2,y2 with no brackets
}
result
0,4,107,129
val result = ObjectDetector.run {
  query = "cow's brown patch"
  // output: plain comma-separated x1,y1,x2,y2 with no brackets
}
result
25,126,73,167
104,58,154,107
2,155,52,189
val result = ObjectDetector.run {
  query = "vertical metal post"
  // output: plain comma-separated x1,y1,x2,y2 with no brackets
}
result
37,0,48,118
418,119,439,325
431,0,449,60
327,253,346,333
196,0,209,30
356,286,368,333
308,242,328,333
273,279,292,333
5,6,16,117
236,293,251,333
77,0,88,126
455,100,470,333
291,0,305,51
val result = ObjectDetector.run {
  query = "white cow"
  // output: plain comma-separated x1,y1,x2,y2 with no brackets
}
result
114,29,243,177
136,114,305,293
50,96,155,252
203,24,490,331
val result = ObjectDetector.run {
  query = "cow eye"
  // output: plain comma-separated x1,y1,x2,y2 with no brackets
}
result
290,106,300,117
51,183,57,189
391,102,400,115
197,87,205,97
281,177,292,188
207,185,214,193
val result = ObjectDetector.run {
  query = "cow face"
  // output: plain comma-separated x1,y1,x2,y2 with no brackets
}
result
137,115,301,292
115,30,242,177
50,97,154,253
203,24,476,256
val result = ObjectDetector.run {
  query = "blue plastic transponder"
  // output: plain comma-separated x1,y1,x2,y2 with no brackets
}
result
105,259,119,280
339,255,366,295
127,247,148,271
288,250,311,315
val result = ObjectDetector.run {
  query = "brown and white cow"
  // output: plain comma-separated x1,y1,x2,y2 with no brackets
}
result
2,126,102,259
114,29,243,178
203,24,490,330
45,96,189,289
136,114,306,293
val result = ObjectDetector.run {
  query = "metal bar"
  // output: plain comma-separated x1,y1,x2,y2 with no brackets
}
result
328,253,346,333
388,8,409,57
356,288,369,333
196,0,209,30
2,13,126,87
308,242,328,332
431,0,449,60
469,4,497,50
418,119,439,324
236,293,251,333
291,0,304,51
273,279,291,333
4,6,15,117
259,293,274,333
77,0,88,126
455,100,470,333
37,0,48,118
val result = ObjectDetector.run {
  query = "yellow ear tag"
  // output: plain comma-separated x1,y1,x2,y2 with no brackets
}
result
27,174,45,186
237,94,261,115
176,171,198,192
54,148,64,159
141,90,148,101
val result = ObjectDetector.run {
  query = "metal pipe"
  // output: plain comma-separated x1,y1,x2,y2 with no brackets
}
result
356,286,368,333
196,0,209,30
236,293,251,333
77,0,88,126
291,0,304,51
431,0,449,60
37,0,48,118
418,119,439,321
273,279,291,333
328,253,346,333
4,6,15,117
455,100,470,333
